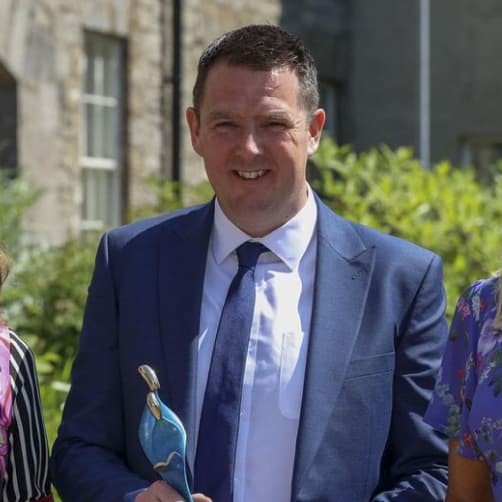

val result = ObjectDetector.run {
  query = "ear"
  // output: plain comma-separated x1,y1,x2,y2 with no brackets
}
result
186,107,202,155
307,108,326,156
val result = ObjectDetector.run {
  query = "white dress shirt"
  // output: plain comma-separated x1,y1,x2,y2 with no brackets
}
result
196,187,317,502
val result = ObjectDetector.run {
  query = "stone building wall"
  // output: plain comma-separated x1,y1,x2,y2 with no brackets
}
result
0,0,347,244
127,0,165,210
430,0,502,164
346,0,420,153
0,0,74,245
0,0,166,245
341,0,502,165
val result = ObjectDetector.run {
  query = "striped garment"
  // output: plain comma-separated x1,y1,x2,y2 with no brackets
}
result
2,328,52,502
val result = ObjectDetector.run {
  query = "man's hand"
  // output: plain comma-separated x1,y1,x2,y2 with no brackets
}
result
135,480,212,502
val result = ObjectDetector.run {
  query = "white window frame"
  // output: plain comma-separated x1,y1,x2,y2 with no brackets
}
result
80,31,125,231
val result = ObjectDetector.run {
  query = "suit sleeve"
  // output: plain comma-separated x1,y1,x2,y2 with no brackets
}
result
371,254,449,501
50,233,149,502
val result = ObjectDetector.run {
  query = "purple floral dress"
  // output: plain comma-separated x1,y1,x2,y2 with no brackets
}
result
425,276,502,500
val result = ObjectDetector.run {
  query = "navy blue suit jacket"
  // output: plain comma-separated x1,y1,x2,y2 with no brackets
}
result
51,196,448,501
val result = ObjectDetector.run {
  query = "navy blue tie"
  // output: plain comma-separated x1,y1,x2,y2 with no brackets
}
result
195,242,267,502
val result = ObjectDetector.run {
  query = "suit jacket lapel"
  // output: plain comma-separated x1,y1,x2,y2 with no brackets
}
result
157,201,214,467
292,199,375,498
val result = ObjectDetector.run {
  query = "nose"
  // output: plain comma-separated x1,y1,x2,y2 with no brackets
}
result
239,128,262,156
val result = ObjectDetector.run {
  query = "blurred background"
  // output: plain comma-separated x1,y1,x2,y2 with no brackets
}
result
2,0,502,243
1,0,501,496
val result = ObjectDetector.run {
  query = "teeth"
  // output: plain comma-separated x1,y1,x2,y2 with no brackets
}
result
237,170,265,179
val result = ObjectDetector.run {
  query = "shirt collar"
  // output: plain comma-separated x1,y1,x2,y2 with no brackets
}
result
211,185,318,271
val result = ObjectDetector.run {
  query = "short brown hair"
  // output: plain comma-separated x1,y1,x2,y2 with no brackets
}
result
192,24,320,115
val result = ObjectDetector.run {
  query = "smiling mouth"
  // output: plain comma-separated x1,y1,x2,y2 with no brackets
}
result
237,170,266,180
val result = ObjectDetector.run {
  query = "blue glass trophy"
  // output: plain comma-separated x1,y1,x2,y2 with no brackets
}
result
138,365,193,502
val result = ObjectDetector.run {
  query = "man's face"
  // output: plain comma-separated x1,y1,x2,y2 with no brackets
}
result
186,62,325,236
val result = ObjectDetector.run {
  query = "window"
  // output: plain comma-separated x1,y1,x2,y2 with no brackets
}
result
460,135,502,182
81,31,126,230
0,62,18,175
319,80,338,140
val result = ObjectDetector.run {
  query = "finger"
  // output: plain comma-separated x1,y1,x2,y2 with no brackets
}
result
192,494,213,502
135,480,185,501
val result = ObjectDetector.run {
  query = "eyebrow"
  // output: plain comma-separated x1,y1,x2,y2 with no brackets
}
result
206,110,294,122
206,111,234,121
264,111,294,121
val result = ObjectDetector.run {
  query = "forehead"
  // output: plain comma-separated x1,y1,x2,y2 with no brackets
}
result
200,63,301,112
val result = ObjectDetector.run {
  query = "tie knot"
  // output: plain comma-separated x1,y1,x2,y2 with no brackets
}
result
236,242,268,269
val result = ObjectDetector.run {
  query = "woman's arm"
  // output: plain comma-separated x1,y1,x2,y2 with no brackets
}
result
5,331,52,501
446,439,494,502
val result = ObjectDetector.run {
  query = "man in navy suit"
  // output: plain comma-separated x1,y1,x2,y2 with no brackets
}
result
51,25,448,501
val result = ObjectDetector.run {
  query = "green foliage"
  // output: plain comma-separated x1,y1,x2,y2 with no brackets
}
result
0,171,41,256
129,177,214,221
3,234,99,448
310,139,502,320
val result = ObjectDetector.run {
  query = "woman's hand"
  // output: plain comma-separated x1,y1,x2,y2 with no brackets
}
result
446,439,494,502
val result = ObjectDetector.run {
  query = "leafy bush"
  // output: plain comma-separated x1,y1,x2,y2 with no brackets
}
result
129,177,214,221
3,235,99,447
310,139,502,319
0,170,41,256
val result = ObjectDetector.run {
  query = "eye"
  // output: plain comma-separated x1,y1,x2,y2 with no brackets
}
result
213,121,237,130
265,120,290,131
